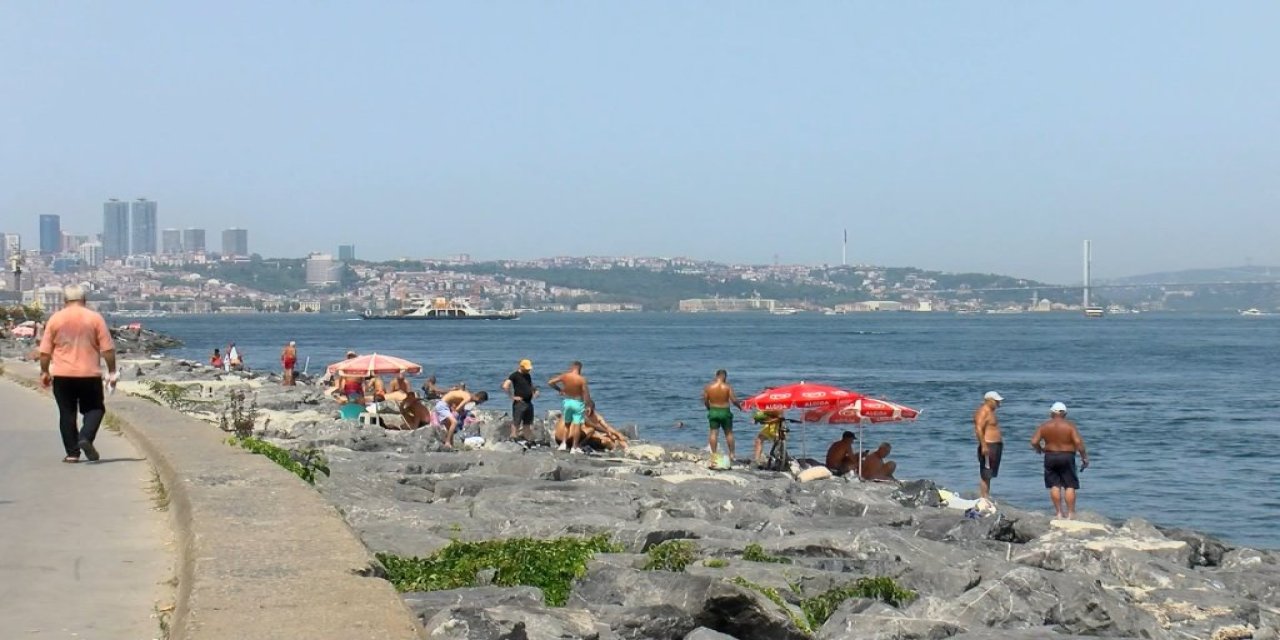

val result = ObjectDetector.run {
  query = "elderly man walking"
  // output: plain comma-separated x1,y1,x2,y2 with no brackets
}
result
38,285,118,463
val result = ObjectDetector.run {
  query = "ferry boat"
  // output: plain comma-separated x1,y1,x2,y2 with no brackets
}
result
362,297,519,321
770,307,801,316
108,310,169,319
1084,306,1105,318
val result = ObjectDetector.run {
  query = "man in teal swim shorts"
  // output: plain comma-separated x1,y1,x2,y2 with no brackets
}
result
548,361,592,454
702,369,743,466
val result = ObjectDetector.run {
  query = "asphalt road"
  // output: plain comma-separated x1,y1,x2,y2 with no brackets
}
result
0,377,170,638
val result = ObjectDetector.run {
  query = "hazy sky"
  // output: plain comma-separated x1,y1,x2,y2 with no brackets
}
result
3,3,1278,283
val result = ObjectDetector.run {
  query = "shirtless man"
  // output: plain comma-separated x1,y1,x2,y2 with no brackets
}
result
555,403,628,451
702,369,742,464
1030,402,1089,519
974,391,1004,500
860,442,898,482
547,361,591,454
825,431,858,476
387,369,412,403
280,341,297,386
432,388,489,448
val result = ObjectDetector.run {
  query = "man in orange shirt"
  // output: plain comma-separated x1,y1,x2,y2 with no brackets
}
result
38,285,117,463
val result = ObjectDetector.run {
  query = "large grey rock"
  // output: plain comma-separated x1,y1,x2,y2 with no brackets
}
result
1159,528,1232,567
684,628,739,640
403,586,544,623
422,604,602,640
817,598,960,640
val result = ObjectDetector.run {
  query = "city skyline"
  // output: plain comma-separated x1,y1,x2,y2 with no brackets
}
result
4,3,1279,282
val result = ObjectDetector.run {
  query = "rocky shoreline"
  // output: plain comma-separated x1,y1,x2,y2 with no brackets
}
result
11,355,1280,639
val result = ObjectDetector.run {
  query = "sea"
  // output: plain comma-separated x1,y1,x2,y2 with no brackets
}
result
140,311,1280,549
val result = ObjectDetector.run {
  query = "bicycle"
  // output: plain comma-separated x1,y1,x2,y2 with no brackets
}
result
761,418,802,472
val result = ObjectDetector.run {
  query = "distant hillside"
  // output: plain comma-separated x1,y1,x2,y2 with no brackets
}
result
1106,266,1280,286
450,262,1051,310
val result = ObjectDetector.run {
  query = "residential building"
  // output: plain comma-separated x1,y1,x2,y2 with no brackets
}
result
79,241,104,267
3,233,20,262
62,233,90,253
130,198,158,255
305,252,341,286
677,297,777,312
39,214,61,254
183,228,206,253
338,244,356,261
221,228,249,258
161,228,183,255
103,199,130,258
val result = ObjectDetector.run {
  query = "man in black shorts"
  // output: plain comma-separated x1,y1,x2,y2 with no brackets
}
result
973,391,1004,499
502,359,538,441
1030,402,1090,519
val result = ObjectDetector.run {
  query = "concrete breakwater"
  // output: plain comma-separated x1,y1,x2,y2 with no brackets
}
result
85,357,1280,640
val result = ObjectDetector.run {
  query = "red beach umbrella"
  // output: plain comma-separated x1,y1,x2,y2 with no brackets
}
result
326,353,423,377
740,382,862,412
803,397,920,424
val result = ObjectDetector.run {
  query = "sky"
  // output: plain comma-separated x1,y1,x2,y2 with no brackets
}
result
2,2,1278,284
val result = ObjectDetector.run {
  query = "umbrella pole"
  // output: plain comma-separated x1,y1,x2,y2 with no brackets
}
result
858,423,865,480
801,413,807,461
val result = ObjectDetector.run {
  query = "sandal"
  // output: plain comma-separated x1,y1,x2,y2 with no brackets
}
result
62,456,80,463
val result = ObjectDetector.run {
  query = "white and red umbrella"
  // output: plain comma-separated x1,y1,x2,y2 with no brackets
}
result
326,353,423,377
805,397,921,477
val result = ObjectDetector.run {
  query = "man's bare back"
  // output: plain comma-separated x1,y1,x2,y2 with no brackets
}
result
1032,417,1085,454
441,388,471,411
703,381,735,408
555,371,587,400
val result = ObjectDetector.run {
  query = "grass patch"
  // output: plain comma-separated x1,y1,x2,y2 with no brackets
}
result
644,540,698,572
703,558,729,568
148,469,170,512
153,601,174,639
743,543,792,564
226,436,330,485
732,575,917,635
377,535,622,606
104,412,123,435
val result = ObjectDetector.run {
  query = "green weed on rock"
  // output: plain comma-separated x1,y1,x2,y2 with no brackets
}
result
377,534,622,606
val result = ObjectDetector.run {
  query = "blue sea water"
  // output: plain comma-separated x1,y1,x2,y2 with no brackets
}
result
143,312,1280,548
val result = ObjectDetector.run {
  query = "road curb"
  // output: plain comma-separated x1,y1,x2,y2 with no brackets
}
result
2,362,423,639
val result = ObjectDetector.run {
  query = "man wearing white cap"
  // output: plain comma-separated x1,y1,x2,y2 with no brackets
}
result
1031,402,1089,519
38,285,117,463
973,391,1004,499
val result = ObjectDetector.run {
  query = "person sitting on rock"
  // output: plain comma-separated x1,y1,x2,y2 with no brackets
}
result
825,431,859,476
859,442,898,482
364,375,386,403
396,391,432,430
386,369,412,403
210,348,223,369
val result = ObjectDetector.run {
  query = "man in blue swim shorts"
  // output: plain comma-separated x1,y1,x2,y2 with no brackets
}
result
548,361,591,454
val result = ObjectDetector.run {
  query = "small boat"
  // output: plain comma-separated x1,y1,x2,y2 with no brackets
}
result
1240,308,1266,317
770,307,801,315
362,297,519,320
1084,306,1105,318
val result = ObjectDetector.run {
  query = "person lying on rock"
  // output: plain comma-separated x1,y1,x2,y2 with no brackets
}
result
553,404,628,451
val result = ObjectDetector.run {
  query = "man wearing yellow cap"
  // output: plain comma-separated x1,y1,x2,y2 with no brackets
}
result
503,359,538,442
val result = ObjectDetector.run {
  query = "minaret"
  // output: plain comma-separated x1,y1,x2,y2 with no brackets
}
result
1083,240,1092,308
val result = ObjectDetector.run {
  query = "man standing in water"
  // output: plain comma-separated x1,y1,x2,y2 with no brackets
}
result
702,369,742,465
547,361,591,454
1030,402,1089,519
38,285,117,463
280,341,297,386
974,391,1004,500
502,359,538,442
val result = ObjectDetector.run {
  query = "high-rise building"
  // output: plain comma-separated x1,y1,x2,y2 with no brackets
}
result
182,228,206,254
103,199,130,258
338,244,356,261
221,228,249,258
3,233,20,258
161,228,183,255
63,233,90,253
0,232,7,267
130,198,158,255
305,253,341,286
79,241,104,267
39,214,61,254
